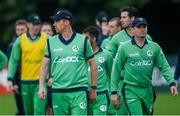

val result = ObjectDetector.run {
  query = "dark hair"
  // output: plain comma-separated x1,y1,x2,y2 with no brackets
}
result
83,26,99,40
109,17,121,27
120,6,139,18
15,19,27,26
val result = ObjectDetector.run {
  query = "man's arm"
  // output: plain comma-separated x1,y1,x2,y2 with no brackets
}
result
156,45,178,96
7,37,21,92
39,57,50,99
88,57,98,103
111,46,125,108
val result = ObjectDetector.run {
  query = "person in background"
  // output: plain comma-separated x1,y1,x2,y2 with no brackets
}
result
41,22,54,36
6,19,28,115
174,50,180,88
83,26,113,115
41,21,54,115
95,11,109,46
7,13,47,115
101,17,121,52
0,50,7,71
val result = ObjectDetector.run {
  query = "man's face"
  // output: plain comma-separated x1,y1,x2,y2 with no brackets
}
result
41,25,54,36
53,19,66,33
108,20,121,36
16,24,27,36
133,25,147,38
120,11,133,28
27,23,41,35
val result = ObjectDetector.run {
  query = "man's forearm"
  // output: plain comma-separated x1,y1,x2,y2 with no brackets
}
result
39,57,50,87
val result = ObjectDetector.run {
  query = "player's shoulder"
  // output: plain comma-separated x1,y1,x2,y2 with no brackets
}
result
75,32,86,39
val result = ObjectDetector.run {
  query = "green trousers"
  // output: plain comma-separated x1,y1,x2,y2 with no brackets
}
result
21,83,47,115
52,90,87,115
122,83,156,115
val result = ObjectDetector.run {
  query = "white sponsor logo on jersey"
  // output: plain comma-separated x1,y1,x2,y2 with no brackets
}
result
130,60,153,66
79,102,86,109
100,105,107,112
72,45,79,52
54,56,79,63
147,50,153,57
98,57,105,63
129,53,140,57
53,47,63,52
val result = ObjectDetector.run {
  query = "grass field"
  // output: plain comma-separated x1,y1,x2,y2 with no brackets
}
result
0,92,180,115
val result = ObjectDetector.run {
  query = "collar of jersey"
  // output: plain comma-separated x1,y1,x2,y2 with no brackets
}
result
27,32,41,41
58,32,76,45
131,37,148,49
125,29,132,38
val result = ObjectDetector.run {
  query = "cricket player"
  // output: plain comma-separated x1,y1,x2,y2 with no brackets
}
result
38,9,98,115
7,13,47,115
111,17,178,115
83,26,113,115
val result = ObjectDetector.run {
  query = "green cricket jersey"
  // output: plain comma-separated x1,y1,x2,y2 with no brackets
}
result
111,38,175,91
109,29,152,57
101,36,111,50
0,50,7,70
88,48,113,92
45,32,94,89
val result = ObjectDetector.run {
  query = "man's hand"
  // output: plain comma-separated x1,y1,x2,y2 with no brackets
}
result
7,81,14,93
47,78,52,87
111,94,120,109
38,86,46,99
170,85,178,97
13,85,19,94
89,89,97,103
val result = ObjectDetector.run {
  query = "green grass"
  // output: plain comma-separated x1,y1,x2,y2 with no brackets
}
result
0,94,17,115
0,92,180,115
154,93,180,115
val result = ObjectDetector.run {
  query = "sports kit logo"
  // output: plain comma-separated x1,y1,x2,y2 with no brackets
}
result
79,102,86,109
98,57,105,63
53,47,63,52
100,105,107,112
130,60,153,66
53,56,79,63
72,45,79,52
147,50,153,57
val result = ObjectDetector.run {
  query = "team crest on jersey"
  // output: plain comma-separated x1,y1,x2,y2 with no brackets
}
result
147,50,153,57
98,57,105,63
79,102,86,109
100,105,107,112
72,45,79,52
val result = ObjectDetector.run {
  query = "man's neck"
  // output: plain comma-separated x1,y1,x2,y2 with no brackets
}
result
126,27,134,37
134,36,146,47
29,31,38,39
61,27,73,41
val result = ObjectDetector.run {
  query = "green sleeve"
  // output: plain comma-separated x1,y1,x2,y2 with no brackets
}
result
0,50,7,70
8,37,21,79
155,45,175,84
111,46,125,92
109,35,118,58
146,34,153,41
106,51,113,79
85,38,94,59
